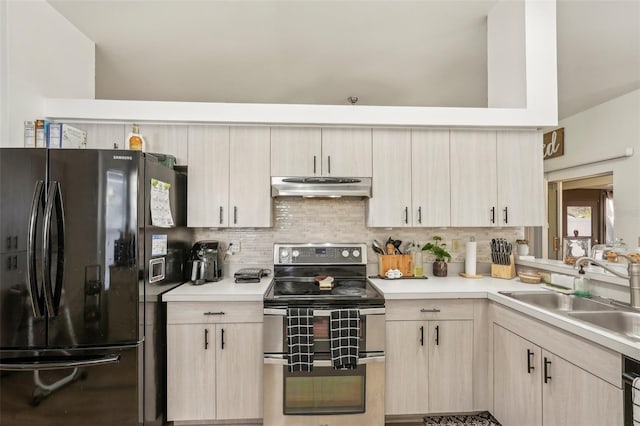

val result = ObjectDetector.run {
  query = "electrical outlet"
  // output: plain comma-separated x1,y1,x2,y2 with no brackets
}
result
451,239,461,252
229,241,240,254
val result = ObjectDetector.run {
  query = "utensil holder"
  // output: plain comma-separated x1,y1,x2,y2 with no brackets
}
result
491,254,516,279
378,254,413,278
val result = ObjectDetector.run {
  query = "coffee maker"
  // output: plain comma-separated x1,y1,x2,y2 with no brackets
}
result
188,241,222,285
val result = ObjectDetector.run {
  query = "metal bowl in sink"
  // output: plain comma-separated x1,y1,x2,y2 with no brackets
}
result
499,291,614,312
567,311,640,342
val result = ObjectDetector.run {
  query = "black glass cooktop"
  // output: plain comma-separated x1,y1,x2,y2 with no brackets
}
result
263,276,384,307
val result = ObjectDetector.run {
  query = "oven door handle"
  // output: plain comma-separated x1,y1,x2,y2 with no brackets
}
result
264,307,385,317
263,354,385,366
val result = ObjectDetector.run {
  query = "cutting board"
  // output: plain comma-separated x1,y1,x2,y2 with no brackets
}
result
378,254,413,278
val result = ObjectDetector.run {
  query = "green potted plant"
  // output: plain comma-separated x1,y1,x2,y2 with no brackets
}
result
422,236,452,277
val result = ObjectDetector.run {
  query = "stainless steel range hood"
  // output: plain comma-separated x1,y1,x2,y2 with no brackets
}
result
271,177,372,198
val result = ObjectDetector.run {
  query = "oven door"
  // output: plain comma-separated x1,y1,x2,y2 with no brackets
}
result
263,307,385,358
263,307,385,425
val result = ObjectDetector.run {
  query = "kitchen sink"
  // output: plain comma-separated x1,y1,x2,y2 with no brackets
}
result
499,291,615,312
567,311,640,342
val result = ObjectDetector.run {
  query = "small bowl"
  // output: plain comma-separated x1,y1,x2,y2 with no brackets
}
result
518,271,542,284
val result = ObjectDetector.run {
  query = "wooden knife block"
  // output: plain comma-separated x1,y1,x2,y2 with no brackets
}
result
491,254,516,279
378,254,414,278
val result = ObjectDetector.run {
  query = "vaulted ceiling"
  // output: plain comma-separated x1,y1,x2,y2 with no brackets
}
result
49,0,640,120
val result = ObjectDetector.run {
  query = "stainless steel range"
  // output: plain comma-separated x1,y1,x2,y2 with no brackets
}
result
263,243,385,426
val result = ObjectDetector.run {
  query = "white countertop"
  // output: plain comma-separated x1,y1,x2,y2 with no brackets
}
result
161,277,272,302
368,275,539,299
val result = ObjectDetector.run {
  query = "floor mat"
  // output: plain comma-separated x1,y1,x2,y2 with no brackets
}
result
424,411,501,426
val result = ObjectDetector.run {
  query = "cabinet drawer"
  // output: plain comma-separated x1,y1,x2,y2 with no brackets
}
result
167,302,263,324
386,299,474,321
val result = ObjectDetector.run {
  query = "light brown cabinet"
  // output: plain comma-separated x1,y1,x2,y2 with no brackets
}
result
166,302,263,422
270,127,372,177
491,304,623,426
450,129,544,226
385,300,474,415
187,125,272,228
367,129,451,227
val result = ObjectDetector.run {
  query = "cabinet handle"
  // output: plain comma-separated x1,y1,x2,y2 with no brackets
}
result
404,207,409,224
204,329,209,350
313,155,317,174
503,207,509,224
6,237,11,250
233,206,238,225
221,328,225,350
420,308,440,313
419,325,424,346
204,311,225,316
418,206,422,224
527,349,534,373
13,236,18,249
219,206,223,225
12,256,17,270
490,206,496,224
544,357,552,383
6,256,11,271
435,325,440,346
327,156,331,174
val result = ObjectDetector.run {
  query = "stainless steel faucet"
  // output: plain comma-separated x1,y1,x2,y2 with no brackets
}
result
575,255,640,308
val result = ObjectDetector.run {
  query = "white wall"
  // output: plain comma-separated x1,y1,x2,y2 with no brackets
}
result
487,0,526,108
2,0,95,147
545,89,640,248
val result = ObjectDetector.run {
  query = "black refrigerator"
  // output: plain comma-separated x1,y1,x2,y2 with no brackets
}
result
0,149,189,425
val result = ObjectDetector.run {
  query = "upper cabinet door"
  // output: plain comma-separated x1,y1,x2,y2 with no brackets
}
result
139,124,189,165
187,126,230,227
497,130,545,226
367,129,412,227
411,130,450,227
321,128,372,177
270,127,321,176
229,126,272,228
450,130,498,227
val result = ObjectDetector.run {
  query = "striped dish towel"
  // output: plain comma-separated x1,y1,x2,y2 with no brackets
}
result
330,309,360,369
633,376,640,425
287,308,314,372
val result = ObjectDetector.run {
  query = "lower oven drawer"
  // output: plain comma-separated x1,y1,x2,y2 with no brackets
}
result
263,357,385,426
263,307,385,355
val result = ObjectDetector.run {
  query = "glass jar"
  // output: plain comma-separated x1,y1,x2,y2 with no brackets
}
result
413,250,424,277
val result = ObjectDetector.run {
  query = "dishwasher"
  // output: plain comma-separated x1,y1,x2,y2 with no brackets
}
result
623,356,640,425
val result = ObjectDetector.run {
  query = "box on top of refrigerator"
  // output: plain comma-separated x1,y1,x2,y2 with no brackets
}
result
35,119,51,148
24,121,36,147
48,123,87,148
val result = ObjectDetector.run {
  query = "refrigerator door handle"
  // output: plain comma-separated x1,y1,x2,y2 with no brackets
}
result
43,181,65,316
0,353,120,371
27,180,46,318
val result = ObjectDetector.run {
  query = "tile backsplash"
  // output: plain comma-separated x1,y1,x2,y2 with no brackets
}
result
193,198,524,276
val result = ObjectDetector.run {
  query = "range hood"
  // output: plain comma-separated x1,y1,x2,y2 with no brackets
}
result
271,177,372,198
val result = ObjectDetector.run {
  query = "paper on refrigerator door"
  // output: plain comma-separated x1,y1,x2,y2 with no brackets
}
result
150,179,174,227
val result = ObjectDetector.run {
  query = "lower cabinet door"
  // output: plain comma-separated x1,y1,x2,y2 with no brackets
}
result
493,325,541,426
428,320,473,413
542,350,623,426
215,323,263,420
385,321,429,415
167,324,216,421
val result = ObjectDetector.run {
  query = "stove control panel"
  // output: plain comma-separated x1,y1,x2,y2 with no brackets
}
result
274,243,367,265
